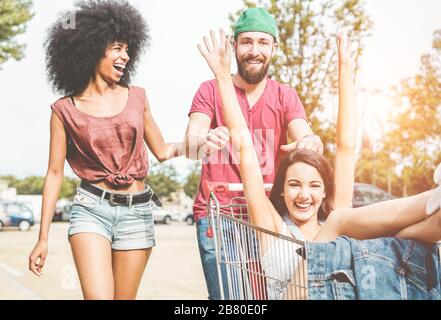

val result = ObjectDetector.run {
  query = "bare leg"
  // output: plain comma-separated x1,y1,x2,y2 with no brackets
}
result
70,233,114,300
112,248,152,300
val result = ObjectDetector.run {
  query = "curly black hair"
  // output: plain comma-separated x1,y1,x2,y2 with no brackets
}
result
45,0,150,96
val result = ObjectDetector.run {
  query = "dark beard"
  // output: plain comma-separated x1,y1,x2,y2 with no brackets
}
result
237,56,270,85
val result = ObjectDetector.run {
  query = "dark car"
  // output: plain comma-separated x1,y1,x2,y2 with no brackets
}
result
53,204,72,222
352,183,394,208
0,202,35,231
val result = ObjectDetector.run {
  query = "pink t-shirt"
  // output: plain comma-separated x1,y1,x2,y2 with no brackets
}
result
50,86,149,188
189,78,307,221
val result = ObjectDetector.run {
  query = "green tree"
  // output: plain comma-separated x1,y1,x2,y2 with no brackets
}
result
1,175,79,199
12,176,44,194
355,134,401,196
384,29,441,195
231,0,373,158
0,175,19,186
60,176,80,199
184,162,201,199
0,0,34,67
146,162,181,200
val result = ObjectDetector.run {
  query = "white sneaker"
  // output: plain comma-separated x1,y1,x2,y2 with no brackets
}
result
426,163,441,216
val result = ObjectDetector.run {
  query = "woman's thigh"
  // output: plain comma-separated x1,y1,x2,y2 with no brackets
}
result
70,232,114,299
112,248,152,300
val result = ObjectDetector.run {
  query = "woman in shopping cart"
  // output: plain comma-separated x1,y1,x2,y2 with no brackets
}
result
198,29,441,299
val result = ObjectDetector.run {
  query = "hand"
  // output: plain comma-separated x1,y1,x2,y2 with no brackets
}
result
337,32,356,71
29,240,48,276
198,29,232,78
199,126,230,157
280,134,324,154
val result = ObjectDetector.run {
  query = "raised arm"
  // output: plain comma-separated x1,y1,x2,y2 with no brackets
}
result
198,30,283,233
332,33,357,209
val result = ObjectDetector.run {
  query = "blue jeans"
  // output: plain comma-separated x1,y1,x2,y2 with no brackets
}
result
197,216,261,300
306,237,441,300
196,216,228,300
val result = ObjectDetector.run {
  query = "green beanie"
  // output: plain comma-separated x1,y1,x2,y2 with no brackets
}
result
234,7,278,40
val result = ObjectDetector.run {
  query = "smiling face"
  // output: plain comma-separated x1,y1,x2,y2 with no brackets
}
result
95,41,130,84
234,31,276,84
283,162,326,224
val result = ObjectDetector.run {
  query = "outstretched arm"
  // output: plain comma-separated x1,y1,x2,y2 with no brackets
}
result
333,33,357,209
315,190,441,244
198,30,284,233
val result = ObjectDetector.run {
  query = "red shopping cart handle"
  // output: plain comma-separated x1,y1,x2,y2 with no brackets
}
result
203,181,272,195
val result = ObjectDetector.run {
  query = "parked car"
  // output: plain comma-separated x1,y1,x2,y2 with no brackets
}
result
0,202,35,231
53,204,72,222
352,183,394,208
152,208,173,225
183,213,195,225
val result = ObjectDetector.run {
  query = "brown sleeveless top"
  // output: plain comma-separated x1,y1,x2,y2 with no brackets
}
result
50,86,149,188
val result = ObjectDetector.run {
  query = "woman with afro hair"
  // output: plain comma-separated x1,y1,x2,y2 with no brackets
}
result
28,0,183,299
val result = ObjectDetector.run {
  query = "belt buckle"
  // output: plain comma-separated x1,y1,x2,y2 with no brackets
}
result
109,193,122,206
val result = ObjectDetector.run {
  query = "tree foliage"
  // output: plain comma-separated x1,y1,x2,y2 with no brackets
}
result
231,0,373,158
0,175,79,199
0,0,34,67
145,162,180,200
356,29,441,196
184,162,201,199
384,29,441,195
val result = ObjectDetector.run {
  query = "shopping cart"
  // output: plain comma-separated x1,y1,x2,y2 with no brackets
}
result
205,182,308,300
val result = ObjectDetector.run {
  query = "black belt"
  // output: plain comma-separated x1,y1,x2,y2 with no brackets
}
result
79,181,162,207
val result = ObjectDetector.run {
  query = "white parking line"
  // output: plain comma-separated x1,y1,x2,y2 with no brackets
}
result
0,262,42,300
0,262,24,278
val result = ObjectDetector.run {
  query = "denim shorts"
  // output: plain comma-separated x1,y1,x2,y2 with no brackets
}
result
306,237,441,300
68,185,156,250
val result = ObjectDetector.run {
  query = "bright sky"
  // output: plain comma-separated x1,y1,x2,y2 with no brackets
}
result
0,0,440,179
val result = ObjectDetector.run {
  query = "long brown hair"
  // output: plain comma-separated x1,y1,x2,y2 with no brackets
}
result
269,149,335,221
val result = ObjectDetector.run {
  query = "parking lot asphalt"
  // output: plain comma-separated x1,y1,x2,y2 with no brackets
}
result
0,221,207,300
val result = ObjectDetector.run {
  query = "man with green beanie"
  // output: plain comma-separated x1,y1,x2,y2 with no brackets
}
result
184,7,322,300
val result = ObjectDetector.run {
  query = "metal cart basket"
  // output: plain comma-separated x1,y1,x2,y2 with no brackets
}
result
205,182,307,300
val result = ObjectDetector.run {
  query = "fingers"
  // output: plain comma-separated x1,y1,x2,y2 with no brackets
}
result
29,254,42,276
206,128,229,147
197,43,207,58
280,142,297,152
210,30,218,49
212,126,230,142
203,35,213,52
200,29,230,53
337,32,346,53
281,137,323,154
225,35,232,55
220,29,226,49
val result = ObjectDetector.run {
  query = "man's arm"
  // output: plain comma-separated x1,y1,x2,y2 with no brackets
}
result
184,112,229,160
